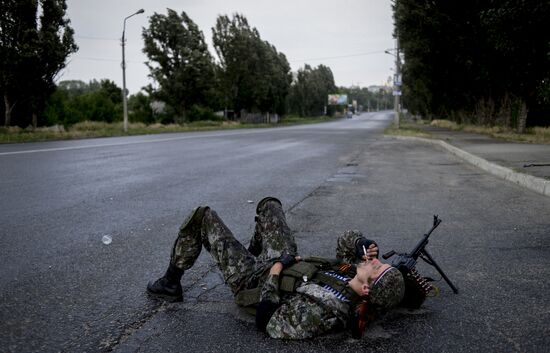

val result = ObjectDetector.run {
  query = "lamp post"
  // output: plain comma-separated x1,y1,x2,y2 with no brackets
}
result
385,38,402,129
121,9,144,132
394,37,401,129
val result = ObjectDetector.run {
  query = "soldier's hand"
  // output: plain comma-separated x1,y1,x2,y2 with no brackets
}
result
355,238,378,261
365,244,378,261
278,253,299,269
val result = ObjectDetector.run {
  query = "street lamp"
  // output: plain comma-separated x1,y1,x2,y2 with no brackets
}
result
121,9,145,132
385,41,402,129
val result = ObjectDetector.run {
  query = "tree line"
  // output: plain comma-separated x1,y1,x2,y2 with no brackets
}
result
394,0,550,129
1,4,351,128
1,0,77,128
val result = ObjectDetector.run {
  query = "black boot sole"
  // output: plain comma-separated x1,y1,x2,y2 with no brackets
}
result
256,197,282,214
146,288,183,303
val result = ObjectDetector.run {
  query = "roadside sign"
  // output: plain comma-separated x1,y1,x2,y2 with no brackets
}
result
328,94,348,105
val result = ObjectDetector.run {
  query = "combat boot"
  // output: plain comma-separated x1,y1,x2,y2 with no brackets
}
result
147,206,209,302
146,263,184,302
248,197,283,256
256,196,283,214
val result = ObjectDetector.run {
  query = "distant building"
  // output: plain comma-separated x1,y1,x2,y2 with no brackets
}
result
367,85,392,93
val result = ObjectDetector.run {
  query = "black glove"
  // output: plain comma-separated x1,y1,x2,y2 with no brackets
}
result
355,238,378,260
278,253,297,269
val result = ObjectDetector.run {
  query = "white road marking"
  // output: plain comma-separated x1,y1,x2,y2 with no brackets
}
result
0,113,389,156
0,129,271,156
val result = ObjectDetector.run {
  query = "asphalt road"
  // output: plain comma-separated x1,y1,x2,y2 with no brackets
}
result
1,112,548,353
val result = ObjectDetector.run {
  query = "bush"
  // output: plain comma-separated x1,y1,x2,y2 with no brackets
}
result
430,119,459,129
532,126,550,140
187,105,222,122
128,92,155,124
188,120,223,127
41,80,124,127
43,89,69,126
280,115,305,124
70,120,113,131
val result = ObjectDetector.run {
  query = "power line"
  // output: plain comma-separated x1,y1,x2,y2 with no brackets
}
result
75,36,119,41
290,50,387,63
74,56,142,64
72,49,386,66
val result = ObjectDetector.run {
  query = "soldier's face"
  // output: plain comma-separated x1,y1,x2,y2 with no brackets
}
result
356,259,391,287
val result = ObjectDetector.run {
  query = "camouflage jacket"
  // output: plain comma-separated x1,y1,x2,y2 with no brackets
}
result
260,262,363,339
258,229,366,339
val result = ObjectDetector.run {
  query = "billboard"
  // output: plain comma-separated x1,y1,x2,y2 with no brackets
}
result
328,94,348,105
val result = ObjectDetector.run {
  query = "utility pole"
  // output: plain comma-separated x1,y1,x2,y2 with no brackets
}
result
393,35,401,129
121,9,145,132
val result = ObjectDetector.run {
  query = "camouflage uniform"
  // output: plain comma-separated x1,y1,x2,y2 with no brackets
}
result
169,198,370,339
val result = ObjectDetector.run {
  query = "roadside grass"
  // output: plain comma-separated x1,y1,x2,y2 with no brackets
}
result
0,115,338,144
384,120,432,138
385,116,550,144
430,119,550,144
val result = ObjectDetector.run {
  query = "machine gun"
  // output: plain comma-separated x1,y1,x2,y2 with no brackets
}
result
382,215,458,307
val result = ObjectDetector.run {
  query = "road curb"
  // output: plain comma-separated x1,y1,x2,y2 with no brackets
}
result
390,135,550,197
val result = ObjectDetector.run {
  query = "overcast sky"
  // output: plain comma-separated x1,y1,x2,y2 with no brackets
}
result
62,0,396,95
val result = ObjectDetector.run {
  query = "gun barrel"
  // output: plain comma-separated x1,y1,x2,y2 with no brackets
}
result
408,217,441,260
409,234,429,260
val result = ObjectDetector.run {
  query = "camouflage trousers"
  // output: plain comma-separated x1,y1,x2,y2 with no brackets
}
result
170,198,297,294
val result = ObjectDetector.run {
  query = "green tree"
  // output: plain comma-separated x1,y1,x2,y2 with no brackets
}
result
98,79,122,105
58,80,90,97
338,86,391,112
43,88,69,125
212,14,291,116
288,64,336,117
31,0,78,127
480,0,550,128
128,92,154,124
254,42,292,115
1,0,39,126
1,0,77,127
212,14,254,114
394,0,550,127
289,65,313,117
43,79,122,126
142,9,215,122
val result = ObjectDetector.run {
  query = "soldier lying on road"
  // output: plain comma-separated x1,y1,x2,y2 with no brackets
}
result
147,197,405,339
